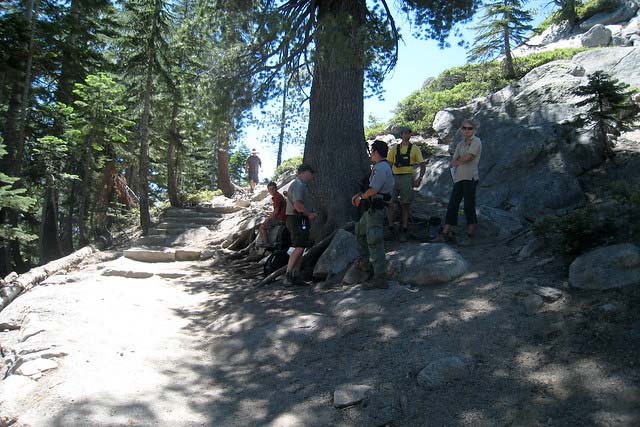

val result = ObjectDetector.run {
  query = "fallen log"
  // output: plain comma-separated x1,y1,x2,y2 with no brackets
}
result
0,245,97,313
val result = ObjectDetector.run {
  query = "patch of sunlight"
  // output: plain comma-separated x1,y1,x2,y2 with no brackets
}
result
592,411,638,426
458,409,488,425
206,312,256,334
376,325,400,340
526,363,571,400
573,359,630,395
457,297,497,321
462,272,481,280
515,349,545,370
270,413,304,427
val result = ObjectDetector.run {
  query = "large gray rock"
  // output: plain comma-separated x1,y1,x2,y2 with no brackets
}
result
579,1,640,30
573,47,640,87
388,243,468,285
430,48,640,218
313,229,358,279
569,243,640,290
581,24,612,47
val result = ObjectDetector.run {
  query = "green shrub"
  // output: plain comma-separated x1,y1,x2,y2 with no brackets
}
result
533,207,609,258
274,155,304,180
365,122,389,140
577,0,620,21
391,48,587,133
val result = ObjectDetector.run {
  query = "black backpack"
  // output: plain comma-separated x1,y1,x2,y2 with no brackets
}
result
394,143,413,167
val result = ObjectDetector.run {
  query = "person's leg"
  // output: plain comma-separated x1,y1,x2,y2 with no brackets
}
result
462,180,478,237
445,181,464,227
355,213,370,265
259,223,268,245
364,209,388,290
386,196,396,229
367,209,386,276
401,203,410,230
432,182,463,242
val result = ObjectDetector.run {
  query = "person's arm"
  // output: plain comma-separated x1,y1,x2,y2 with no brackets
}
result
451,153,475,167
293,200,317,221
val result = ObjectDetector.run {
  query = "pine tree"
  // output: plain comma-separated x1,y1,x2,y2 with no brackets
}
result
0,140,37,248
575,71,639,157
117,0,174,235
467,0,533,79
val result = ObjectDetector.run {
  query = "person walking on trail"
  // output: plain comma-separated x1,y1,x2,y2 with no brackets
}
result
352,139,395,290
386,126,425,241
284,164,316,286
245,148,262,193
433,119,482,244
258,182,287,247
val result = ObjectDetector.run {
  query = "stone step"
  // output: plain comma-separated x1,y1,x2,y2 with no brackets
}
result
134,235,169,247
162,206,241,217
123,248,202,263
155,221,215,230
162,210,223,220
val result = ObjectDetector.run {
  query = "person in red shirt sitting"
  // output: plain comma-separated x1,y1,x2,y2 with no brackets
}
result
259,181,287,247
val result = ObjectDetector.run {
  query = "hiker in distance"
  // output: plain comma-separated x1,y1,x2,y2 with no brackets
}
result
433,119,482,244
245,148,262,194
352,139,395,290
386,126,426,241
283,164,316,286
258,181,287,247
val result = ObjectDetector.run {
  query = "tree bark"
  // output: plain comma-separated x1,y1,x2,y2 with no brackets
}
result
303,0,370,238
138,41,155,235
39,181,64,263
217,133,235,197
167,98,181,207
94,161,117,235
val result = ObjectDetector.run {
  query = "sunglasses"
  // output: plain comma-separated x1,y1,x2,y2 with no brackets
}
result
462,126,474,130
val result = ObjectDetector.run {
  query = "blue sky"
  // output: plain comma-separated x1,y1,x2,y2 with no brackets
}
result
246,0,554,178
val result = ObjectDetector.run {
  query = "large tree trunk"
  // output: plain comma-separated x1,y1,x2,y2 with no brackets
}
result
94,161,117,235
138,51,155,235
217,133,235,197
40,181,64,263
503,22,515,79
77,138,93,246
167,98,181,207
303,0,370,238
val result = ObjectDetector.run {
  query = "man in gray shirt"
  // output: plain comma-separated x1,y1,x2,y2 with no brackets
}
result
284,163,316,286
351,140,395,289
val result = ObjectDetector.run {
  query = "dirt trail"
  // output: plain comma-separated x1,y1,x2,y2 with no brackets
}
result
1,233,640,426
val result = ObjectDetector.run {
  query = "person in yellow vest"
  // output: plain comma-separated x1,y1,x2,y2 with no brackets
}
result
386,126,425,241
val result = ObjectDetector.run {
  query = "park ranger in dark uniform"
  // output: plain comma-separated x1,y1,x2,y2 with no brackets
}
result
351,139,395,290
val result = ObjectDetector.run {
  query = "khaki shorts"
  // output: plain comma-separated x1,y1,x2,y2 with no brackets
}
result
394,173,415,204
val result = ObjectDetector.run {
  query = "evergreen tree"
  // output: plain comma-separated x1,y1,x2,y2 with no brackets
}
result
71,73,133,244
554,0,577,28
117,0,174,235
252,0,479,235
575,71,639,157
0,140,37,248
467,0,533,79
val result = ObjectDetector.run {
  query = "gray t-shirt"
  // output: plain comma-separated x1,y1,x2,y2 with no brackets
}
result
369,160,394,196
286,177,315,215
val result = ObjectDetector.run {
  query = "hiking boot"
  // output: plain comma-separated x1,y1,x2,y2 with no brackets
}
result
398,228,408,242
363,275,389,290
283,272,309,287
